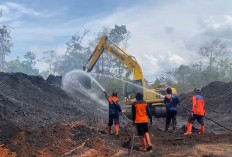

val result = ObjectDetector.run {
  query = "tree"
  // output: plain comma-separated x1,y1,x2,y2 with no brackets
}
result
58,30,91,75
24,51,36,66
199,39,227,72
151,39,232,93
198,39,229,84
0,25,13,71
6,52,39,75
6,57,23,73
41,50,61,75
22,51,39,75
88,27,111,74
88,25,131,79
151,78,162,88
108,25,129,44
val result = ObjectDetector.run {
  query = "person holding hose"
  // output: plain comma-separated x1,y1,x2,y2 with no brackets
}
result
104,91,122,136
164,87,181,132
132,92,152,152
184,88,206,135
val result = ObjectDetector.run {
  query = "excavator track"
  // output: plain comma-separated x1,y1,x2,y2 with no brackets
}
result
150,103,166,118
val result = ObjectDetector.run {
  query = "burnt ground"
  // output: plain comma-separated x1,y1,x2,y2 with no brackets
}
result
0,73,231,157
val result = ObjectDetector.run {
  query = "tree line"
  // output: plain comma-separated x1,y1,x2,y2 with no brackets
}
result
151,39,232,93
0,24,131,80
1,22,232,93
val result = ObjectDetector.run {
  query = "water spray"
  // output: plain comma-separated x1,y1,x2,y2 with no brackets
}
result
90,72,165,98
62,70,108,106
62,70,132,122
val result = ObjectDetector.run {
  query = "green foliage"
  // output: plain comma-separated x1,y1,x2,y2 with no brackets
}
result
153,39,232,93
156,61,232,93
89,25,131,80
6,52,39,75
109,25,128,44
58,32,91,75
6,57,23,73
94,74,125,99
0,25,13,71
40,50,61,75
24,51,36,64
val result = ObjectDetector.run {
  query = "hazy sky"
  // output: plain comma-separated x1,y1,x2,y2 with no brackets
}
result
0,0,232,80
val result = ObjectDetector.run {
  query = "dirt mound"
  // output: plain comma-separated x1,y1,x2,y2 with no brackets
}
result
0,144,17,157
0,72,107,128
0,72,112,156
180,81,232,113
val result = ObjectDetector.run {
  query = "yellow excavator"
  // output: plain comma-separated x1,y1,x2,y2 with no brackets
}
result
83,36,177,117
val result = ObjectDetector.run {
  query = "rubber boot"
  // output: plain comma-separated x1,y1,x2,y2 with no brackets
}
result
108,126,111,135
115,124,120,136
173,124,177,132
145,132,152,151
199,125,205,135
165,125,169,132
139,138,147,152
184,122,192,135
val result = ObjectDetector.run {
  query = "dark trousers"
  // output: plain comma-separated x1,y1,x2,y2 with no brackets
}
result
166,110,177,127
136,123,148,138
108,114,119,126
188,114,204,126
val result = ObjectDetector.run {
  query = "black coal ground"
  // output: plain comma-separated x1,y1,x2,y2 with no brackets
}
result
0,73,231,157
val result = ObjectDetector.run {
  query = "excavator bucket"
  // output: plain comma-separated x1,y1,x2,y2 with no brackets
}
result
78,75,91,89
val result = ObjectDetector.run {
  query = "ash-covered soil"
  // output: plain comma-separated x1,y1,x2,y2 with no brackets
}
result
0,73,231,157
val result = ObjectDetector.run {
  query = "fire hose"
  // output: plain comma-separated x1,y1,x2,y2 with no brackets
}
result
104,92,135,157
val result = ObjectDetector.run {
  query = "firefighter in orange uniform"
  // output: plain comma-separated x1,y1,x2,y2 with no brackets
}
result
104,91,122,136
132,92,152,152
184,88,206,135
164,87,181,132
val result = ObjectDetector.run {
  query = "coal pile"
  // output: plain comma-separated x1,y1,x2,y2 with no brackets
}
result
46,74,62,87
0,72,111,156
0,72,107,129
179,81,232,114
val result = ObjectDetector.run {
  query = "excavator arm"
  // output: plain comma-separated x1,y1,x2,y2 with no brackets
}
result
85,35,146,87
